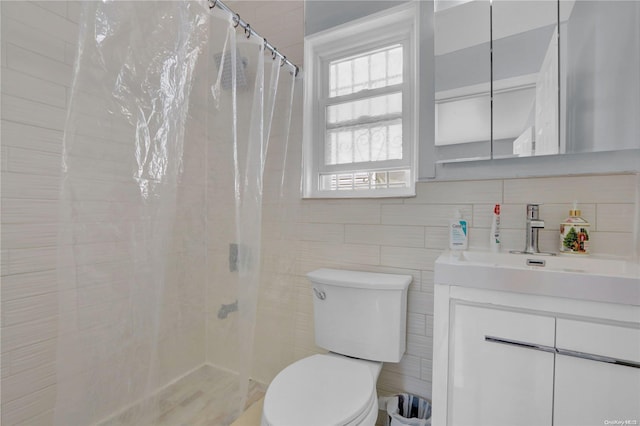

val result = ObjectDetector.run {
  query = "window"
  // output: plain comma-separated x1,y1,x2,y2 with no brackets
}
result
303,3,419,198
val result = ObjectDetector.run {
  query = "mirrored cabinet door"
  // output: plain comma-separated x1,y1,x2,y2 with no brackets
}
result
492,0,559,159
562,0,640,154
434,0,491,163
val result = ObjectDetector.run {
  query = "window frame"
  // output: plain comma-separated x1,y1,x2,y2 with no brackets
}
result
303,2,420,198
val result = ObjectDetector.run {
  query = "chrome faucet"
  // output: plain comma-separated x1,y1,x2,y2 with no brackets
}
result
511,203,556,255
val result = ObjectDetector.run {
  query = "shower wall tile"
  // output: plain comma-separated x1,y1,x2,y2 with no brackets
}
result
33,1,67,18
290,222,345,243
1,1,78,43
1,385,56,425
1,121,64,153
3,247,58,276
597,203,636,232
63,42,77,66
588,231,634,258
2,338,56,378
408,179,502,204
0,272,58,303
378,369,431,400
296,240,381,268
2,293,58,327
1,145,8,172
424,226,449,249
1,36,6,67
67,1,82,23
1,95,67,131
1,317,59,355
407,288,433,317
345,224,424,248
5,147,62,177
300,202,381,224
1,17,67,62
381,204,474,227
384,354,421,379
539,203,597,231
1,362,56,404
380,246,440,270
1,68,67,108
504,174,636,204
407,312,427,336
473,203,526,229
5,44,73,87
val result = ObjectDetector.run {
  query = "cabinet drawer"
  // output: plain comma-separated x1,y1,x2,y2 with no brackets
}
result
556,318,640,364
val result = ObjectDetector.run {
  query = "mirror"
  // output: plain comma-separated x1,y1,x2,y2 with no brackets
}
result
434,0,491,162
434,0,640,163
561,0,640,154
493,0,558,158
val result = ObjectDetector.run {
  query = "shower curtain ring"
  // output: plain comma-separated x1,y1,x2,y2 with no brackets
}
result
280,56,287,67
208,0,218,9
245,24,251,38
272,48,278,60
233,13,240,28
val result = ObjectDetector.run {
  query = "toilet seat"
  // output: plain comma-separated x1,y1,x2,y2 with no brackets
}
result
262,354,377,426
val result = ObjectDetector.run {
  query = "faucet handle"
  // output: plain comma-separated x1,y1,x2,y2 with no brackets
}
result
526,203,543,219
530,219,545,229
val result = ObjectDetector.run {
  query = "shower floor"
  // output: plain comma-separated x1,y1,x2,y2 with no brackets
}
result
98,365,265,426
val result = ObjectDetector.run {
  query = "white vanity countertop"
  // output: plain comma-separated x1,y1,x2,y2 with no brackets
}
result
434,250,640,306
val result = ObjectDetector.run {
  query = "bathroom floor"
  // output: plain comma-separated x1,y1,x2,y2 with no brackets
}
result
98,365,265,426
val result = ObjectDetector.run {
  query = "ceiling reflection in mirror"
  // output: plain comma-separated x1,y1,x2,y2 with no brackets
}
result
435,0,491,163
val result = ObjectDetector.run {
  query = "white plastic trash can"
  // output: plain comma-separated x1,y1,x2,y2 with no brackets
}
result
385,393,432,426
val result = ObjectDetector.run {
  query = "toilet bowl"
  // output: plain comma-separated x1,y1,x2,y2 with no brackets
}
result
261,353,382,426
261,269,411,426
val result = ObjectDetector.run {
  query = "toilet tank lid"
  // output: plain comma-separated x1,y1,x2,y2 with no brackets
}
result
307,268,412,290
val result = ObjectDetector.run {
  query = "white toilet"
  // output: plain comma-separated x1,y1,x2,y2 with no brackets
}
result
261,268,412,426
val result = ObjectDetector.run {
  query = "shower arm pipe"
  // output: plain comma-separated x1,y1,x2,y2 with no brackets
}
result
208,0,300,77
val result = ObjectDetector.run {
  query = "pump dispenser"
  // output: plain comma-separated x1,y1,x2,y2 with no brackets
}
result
560,201,590,254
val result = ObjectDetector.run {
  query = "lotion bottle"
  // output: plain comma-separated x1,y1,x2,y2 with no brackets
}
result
490,204,501,252
449,209,468,251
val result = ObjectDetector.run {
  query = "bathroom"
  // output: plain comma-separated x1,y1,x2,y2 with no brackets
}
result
1,0,638,425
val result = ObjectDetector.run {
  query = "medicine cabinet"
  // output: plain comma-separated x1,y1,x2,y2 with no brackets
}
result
434,0,640,164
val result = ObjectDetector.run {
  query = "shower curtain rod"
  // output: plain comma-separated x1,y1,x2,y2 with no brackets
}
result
208,0,300,77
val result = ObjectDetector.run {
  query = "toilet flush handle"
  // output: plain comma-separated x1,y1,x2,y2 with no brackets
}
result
313,288,326,300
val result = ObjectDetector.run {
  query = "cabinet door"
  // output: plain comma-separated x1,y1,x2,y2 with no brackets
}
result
554,319,640,426
449,303,555,426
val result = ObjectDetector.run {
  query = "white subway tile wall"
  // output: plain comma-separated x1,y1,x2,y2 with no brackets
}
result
2,1,639,426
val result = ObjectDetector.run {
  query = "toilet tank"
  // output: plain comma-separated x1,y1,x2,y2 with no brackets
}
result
307,269,412,363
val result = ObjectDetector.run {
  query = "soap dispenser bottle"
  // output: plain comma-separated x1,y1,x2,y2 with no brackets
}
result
559,202,590,255
449,209,468,251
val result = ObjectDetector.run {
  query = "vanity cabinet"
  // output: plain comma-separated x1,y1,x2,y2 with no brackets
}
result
553,319,640,426
432,285,640,426
448,304,555,426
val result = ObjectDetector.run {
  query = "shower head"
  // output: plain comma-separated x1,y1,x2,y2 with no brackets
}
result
214,49,249,90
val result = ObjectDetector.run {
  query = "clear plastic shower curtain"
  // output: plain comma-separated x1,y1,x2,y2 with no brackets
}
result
55,1,296,424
